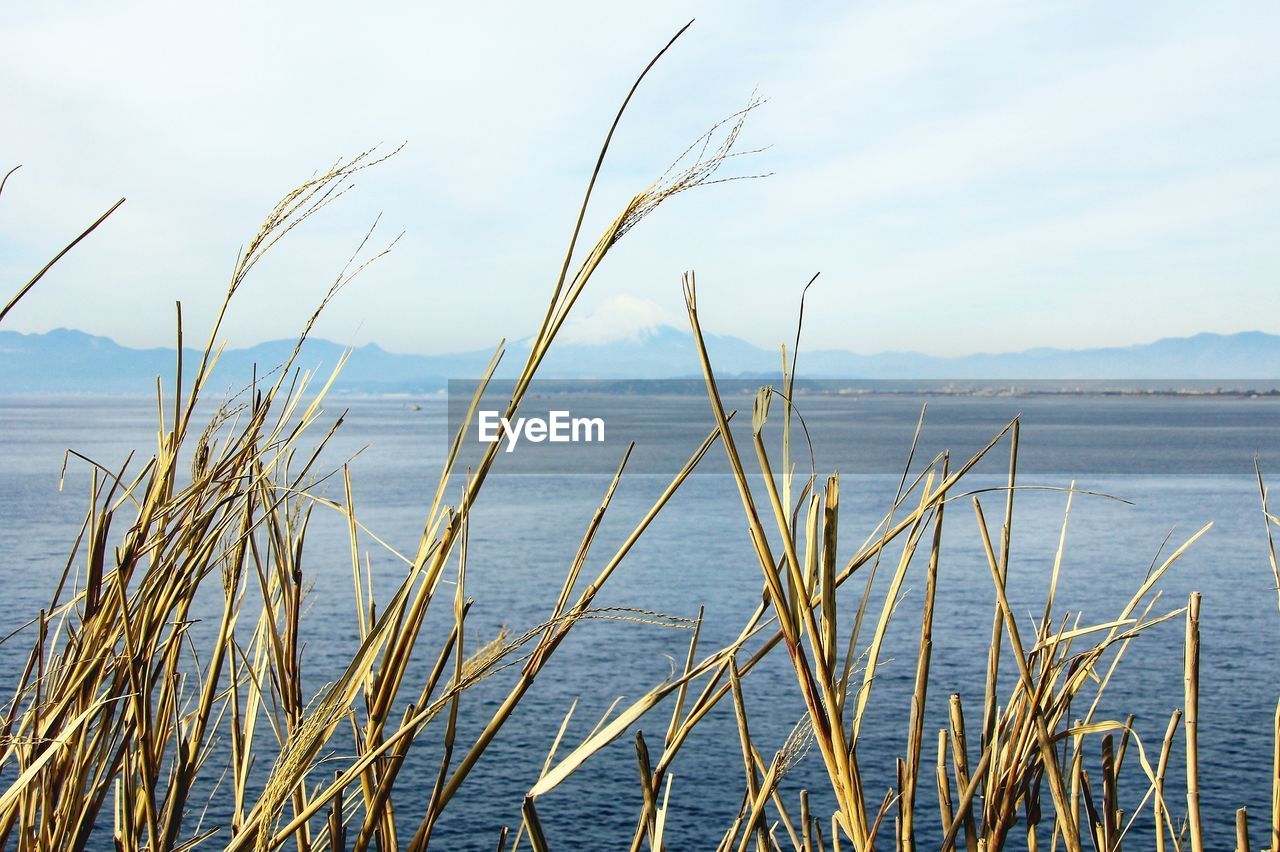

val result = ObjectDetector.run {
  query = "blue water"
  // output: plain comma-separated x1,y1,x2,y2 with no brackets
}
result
1,394,1278,848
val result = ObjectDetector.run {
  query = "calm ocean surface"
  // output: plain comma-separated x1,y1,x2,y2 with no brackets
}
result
1,394,1278,848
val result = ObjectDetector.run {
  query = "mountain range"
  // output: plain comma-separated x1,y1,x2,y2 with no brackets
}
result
2,326,1279,394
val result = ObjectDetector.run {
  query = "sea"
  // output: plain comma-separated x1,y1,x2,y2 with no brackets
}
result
1,392,1278,849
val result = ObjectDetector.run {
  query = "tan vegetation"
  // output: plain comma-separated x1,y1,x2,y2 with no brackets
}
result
3,28,1279,852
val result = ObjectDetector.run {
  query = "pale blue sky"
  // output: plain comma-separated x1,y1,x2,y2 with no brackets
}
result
2,1,1278,356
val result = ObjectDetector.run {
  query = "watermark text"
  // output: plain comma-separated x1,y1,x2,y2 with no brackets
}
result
477,410,605,453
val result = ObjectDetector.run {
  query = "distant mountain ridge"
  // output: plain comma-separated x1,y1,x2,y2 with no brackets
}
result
2,326,1279,394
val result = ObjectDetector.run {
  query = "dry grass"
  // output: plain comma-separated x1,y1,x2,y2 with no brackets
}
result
2,27,1278,852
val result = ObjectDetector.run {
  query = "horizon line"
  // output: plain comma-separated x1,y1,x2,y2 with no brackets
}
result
3,324,1278,362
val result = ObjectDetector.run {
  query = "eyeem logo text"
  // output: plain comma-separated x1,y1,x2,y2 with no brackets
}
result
477,410,605,453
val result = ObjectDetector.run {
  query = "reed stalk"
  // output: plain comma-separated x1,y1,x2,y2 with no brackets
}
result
1185,592,1204,852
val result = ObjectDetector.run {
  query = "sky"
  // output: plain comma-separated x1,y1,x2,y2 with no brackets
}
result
2,1,1278,357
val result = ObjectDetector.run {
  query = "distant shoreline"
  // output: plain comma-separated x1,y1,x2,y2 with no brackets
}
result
6,385,1280,401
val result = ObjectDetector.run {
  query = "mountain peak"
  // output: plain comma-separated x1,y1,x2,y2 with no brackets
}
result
555,295,679,346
